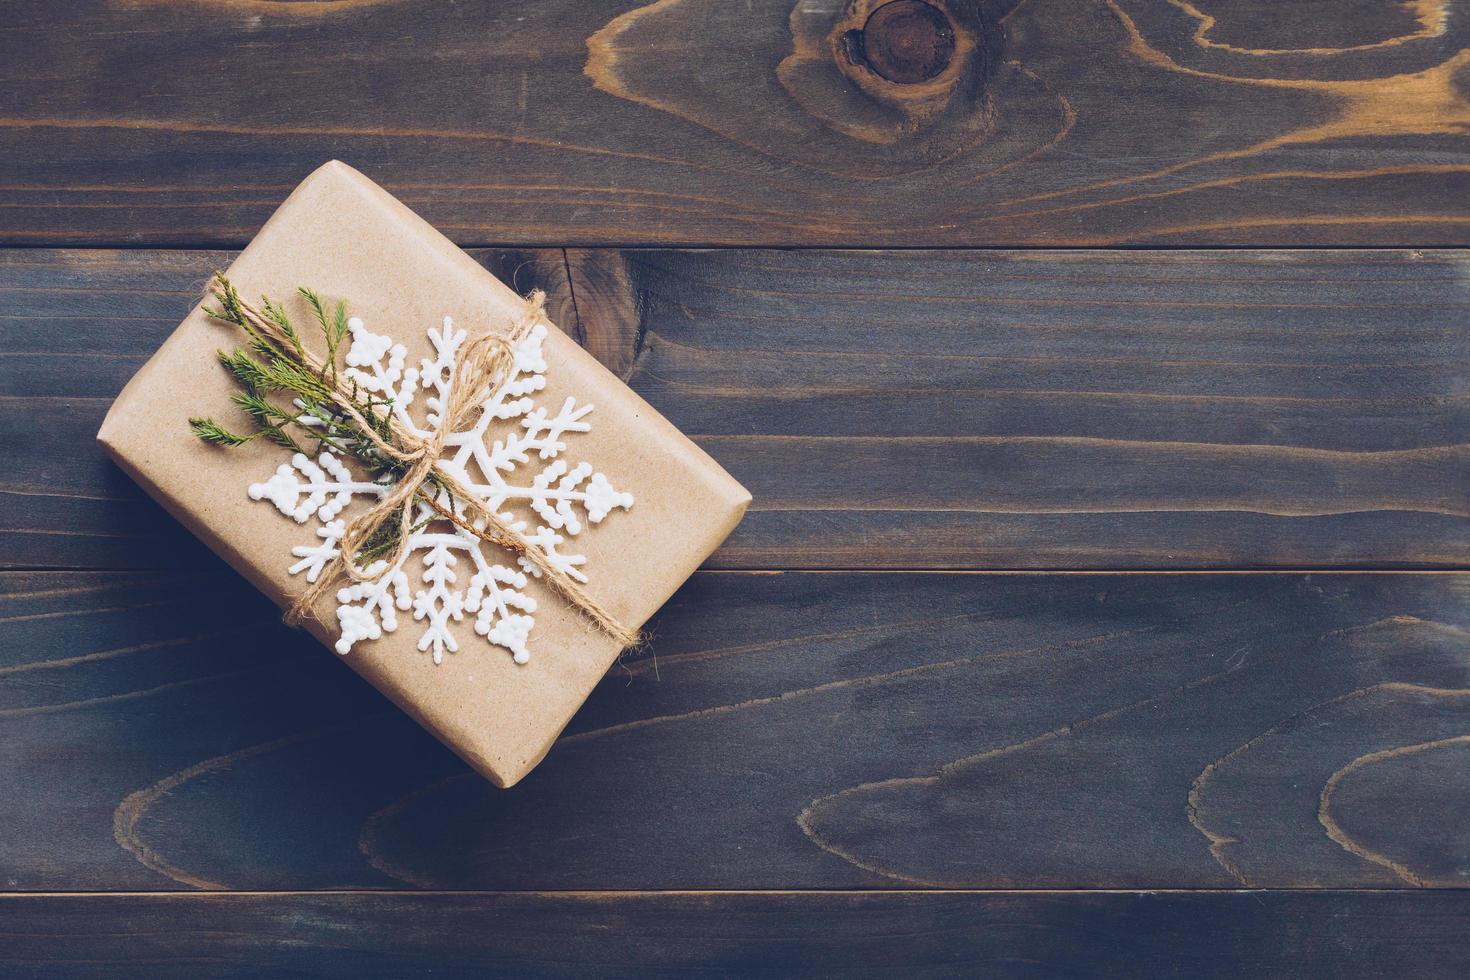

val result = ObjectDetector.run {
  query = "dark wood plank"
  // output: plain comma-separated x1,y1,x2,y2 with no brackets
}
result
3,248,1465,570
3,890,1470,979
3,569,1466,891
1,0,1467,246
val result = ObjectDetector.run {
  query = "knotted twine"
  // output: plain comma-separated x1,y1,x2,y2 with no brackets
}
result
210,276,641,650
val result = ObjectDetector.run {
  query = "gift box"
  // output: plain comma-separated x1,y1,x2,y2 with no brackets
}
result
97,161,750,787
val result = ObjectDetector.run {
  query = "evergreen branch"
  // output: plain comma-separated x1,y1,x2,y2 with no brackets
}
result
189,417,256,447
260,296,304,357
300,287,329,333
263,356,333,401
206,276,246,325
196,277,404,488
218,349,274,393
231,390,301,427
248,335,278,360
332,299,349,347
300,287,352,371
261,425,306,453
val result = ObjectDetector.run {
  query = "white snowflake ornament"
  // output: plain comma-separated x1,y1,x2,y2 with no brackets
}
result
248,314,633,666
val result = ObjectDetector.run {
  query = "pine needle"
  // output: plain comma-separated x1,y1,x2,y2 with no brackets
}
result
189,417,255,447
260,296,304,357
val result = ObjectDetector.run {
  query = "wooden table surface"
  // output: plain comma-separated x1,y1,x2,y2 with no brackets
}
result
2,1,1468,976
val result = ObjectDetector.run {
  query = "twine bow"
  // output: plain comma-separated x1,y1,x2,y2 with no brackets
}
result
211,276,640,649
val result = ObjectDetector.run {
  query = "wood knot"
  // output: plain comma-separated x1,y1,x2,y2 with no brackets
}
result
852,1,957,84
588,0,1013,173
833,0,978,100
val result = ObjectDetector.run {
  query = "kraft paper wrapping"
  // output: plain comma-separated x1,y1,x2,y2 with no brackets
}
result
97,161,750,787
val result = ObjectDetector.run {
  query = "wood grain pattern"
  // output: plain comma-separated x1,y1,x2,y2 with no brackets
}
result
3,890,1469,979
4,4,1467,971
3,569,1466,891
0,0,1467,246
3,247,1465,571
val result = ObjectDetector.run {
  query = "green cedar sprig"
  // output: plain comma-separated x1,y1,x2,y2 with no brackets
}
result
300,287,350,378
189,417,254,448
189,276,419,562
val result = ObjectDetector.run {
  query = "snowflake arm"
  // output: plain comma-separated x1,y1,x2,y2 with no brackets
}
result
334,559,410,656
249,452,386,523
410,537,467,663
289,519,345,582
342,316,423,434
517,526,588,584
526,461,634,534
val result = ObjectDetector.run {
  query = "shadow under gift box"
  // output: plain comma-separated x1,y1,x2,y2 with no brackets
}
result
97,161,750,788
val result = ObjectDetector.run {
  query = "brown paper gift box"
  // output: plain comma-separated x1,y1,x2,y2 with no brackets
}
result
97,161,750,788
